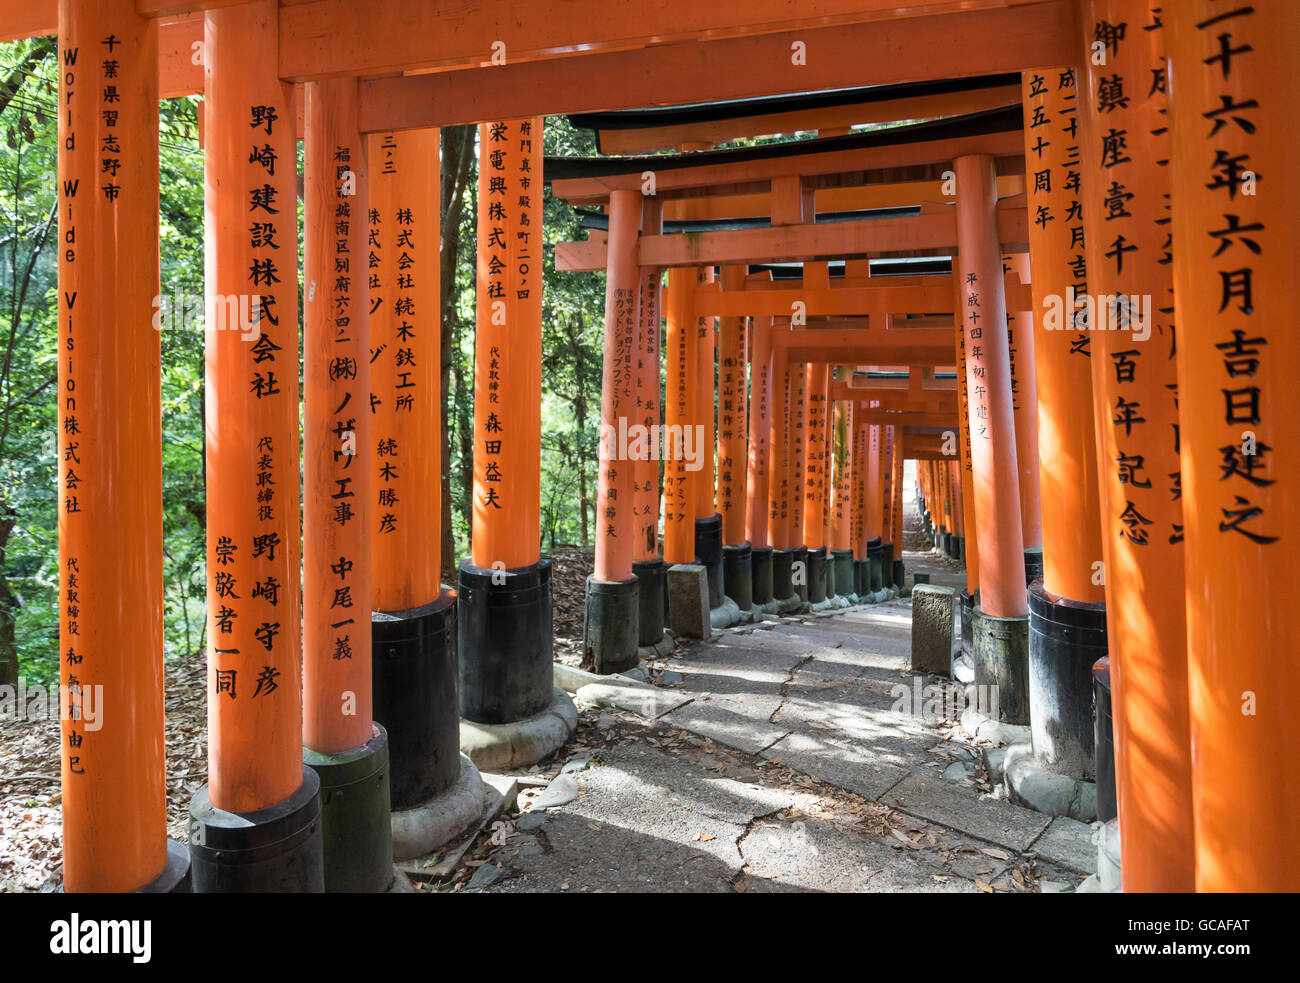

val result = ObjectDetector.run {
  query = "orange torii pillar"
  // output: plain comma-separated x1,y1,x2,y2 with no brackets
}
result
460,119,574,767
1005,252,1044,583
955,153,1030,725
955,303,984,661
829,385,856,601
803,363,831,607
663,268,710,637
188,2,316,893
851,408,872,598
632,198,669,653
692,267,728,618
718,266,753,618
1020,65,1111,800
879,423,897,594
787,358,810,609
746,314,780,614
299,77,394,892
889,424,906,589
583,189,642,674
367,128,480,863
1080,0,1194,888
1169,1,1298,892
767,335,799,612
56,0,187,894
864,422,887,601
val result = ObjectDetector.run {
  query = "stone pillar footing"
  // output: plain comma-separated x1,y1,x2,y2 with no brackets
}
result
583,575,640,675
910,585,956,676
750,545,774,606
632,558,667,649
304,723,394,893
189,766,324,893
771,548,795,603
722,543,753,614
972,607,1029,726
458,558,553,724
139,839,192,894
694,513,724,609
807,547,828,604
390,753,485,861
1002,742,1099,821
459,687,578,772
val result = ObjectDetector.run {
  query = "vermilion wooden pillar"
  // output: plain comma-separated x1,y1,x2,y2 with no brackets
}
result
802,362,830,604
864,422,884,598
829,393,855,597
954,295,982,613
956,153,1030,723
585,188,642,672
460,119,567,759
746,314,777,610
879,423,896,591
787,358,809,607
768,340,797,607
301,77,396,891
1080,0,1194,890
1019,65,1111,795
663,268,694,565
56,0,182,894
692,267,724,610
1168,0,1298,892
890,423,905,587
718,265,752,613
632,198,667,649
1004,251,1043,581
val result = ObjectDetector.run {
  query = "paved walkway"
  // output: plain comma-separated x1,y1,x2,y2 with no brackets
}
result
472,495,1096,893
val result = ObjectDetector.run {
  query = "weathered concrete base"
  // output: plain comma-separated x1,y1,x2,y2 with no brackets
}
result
910,585,956,676
554,662,694,720
1098,818,1122,892
810,597,835,612
667,563,711,640
960,693,1031,746
755,599,782,615
709,595,742,629
637,633,674,661
972,607,1029,725
1002,742,1098,821
459,687,578,772
728,600,755,625
776,592,804,614
390,753,485,861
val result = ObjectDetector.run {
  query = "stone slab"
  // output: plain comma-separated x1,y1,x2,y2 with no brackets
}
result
882,771,1052,853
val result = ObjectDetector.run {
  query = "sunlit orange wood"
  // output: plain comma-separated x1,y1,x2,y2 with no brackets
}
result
662,268,694,564
768,343,794,550
1168,0,1299,893
303,77,372,753
718,266,748,545
633,198,663,562
831,398,853,552
693,266,716,522
56,0,166,893
1004,251,1041,552
802,363,830,550
368,127,441,611
202,0,303,810
1021,67,1105,604
471,118,544,570
955,153,1026,617
788,359,808,547
745,313,774,549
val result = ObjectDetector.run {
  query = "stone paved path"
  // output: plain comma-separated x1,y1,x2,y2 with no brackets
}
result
472,473,1097,894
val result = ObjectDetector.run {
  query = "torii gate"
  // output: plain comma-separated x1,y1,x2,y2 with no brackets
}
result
5,0,1295,896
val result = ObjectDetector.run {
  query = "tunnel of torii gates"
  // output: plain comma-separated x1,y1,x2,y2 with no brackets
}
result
2,0,1293,894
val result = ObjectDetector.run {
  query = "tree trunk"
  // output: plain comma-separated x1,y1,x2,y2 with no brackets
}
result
0,503,18,689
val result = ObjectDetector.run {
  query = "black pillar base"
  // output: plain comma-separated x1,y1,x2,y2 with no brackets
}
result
722,543,753,612
880,542,894,589
694,513,724,609
1028,581,1107,780
633,558,667,646
1024,547,1045,586
139,839,191,893
960,589,975,660
807,547,828,604
972,607,1030,725
751,546,774,604
305,724,394,893
939,531,951,556
867,537,884,594
373,592,458,810
583,575,640,674
1093,656,1117,823
771,548,795,601
854,559,869,597
953,534,964,562
792,547,809,605
458,557,553,724
189,767,324,893
831,549,854,598
892,559,905,593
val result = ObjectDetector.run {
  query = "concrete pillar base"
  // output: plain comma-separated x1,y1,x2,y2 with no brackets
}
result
667,563,711,639
807,547,828,603
792,547,810,607
138,839,192,894
582,575,640,675
750,545,774,605
910,585,956,676
867,537,884,594
1093,657,1117,823
189,766,324,893
632,558,667,649
1028,581,1106,780
694,513,724,609
880,542,895,588
952,534,964,562
771,548,795,604
1002,742,1099,821
638,634,675,661
390,753,485,861
459,687,578,772
722,543,753,613
972,607,1030,726
959,691,1032,747
831,549,854,602
893,559,907,595
709,595,742,629
304,723,394,893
